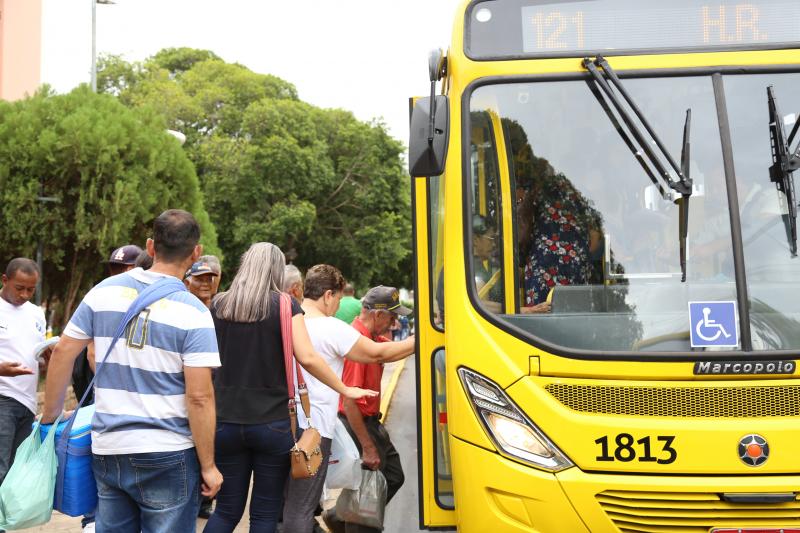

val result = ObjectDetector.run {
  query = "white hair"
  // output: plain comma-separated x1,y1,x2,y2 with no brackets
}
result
213,243,285,322
282,264,302,292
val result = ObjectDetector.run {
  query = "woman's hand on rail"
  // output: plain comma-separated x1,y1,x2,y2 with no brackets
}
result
343,387,379,400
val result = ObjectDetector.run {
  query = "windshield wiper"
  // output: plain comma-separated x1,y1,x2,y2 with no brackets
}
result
582,56,693,281
767,85,799,257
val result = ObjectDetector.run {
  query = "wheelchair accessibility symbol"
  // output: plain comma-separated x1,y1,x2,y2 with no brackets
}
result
689,301,738,348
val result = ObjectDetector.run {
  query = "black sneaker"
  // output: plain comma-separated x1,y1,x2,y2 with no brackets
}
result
198,499,213,519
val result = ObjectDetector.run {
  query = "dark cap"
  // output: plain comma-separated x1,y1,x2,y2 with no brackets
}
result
362,286,412,316
185,261,219,278
108,245,143,266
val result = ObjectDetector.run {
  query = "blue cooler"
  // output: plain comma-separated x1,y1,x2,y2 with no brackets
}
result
40,405,97,517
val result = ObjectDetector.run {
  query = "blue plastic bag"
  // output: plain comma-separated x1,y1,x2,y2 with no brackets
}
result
0,418,61,530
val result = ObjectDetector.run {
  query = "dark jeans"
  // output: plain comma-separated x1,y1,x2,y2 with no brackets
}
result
203,419,294,533
282,433,332,532
0,395,34,487
327,414,404,533
92,448,201,533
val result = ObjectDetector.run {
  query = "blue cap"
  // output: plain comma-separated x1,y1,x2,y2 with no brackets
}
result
185,261,218,278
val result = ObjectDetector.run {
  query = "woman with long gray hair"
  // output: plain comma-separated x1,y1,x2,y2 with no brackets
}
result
203,242,376,533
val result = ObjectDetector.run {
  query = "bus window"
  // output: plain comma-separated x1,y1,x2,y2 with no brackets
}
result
469,76,739,352
469,111,506,313
429,175,445,329
724,72,800,350
432,349,453,508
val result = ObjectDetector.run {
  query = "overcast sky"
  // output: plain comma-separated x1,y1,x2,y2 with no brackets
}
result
41,0,463,145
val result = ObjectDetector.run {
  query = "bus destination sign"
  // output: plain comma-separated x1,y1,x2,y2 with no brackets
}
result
521,1,800,53
467,0,800,59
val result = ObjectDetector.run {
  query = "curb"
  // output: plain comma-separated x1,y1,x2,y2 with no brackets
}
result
380,359,406,423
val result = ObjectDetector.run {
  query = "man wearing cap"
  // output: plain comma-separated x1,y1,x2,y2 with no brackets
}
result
325,286,413,533
199,255,222,294
184,261,219,310
107,244,143,276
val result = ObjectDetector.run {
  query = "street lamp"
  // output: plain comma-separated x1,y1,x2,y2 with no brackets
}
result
35,184,59,306
91,0,115,92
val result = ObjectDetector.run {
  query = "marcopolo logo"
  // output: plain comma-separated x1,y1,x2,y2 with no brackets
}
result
694,360,796,375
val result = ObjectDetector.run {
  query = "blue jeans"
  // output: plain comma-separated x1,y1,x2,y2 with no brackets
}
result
92,448,200,533
203,419,293,533
0,395,34,487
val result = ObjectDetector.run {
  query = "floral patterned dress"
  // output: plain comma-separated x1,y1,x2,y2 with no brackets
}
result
522,175,600,305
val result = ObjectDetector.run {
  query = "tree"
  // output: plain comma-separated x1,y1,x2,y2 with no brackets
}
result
149,47,221,76
100,50,412,288
0,86,219,327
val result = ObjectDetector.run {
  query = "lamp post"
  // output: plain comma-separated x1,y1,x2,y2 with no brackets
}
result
91,0,115,92
35,184,59,306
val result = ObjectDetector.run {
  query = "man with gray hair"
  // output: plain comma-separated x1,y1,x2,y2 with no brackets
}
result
283,264,303,303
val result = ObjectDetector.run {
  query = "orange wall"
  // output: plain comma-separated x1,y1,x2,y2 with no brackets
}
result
0,0,42,101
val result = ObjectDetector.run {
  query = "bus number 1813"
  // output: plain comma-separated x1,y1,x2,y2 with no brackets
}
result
595,434,677,464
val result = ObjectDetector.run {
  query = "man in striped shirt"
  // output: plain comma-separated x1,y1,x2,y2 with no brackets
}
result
43,210,222,532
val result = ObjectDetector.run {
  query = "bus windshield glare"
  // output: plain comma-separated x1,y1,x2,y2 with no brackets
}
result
467,72,800,353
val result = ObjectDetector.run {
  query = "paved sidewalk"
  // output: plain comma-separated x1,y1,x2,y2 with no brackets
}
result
22,362,405,532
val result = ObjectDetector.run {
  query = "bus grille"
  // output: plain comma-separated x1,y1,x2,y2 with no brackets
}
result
597,490,800,532
545,383,800,418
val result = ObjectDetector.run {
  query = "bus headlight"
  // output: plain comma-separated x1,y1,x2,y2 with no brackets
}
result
458,367,573,472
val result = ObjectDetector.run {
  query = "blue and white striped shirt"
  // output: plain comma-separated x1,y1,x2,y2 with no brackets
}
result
64,268,220,455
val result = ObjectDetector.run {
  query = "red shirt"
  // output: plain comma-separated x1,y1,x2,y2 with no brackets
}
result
338,318,387,417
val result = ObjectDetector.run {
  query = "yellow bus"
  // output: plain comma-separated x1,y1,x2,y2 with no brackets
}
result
409,1,800,531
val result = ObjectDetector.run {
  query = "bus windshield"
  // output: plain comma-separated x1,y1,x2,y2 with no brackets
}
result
467,72,800,353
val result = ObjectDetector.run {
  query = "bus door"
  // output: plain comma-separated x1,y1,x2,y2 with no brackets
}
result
411,98,456,530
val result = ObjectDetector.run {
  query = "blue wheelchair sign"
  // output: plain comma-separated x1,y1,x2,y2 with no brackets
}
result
688,301,738,348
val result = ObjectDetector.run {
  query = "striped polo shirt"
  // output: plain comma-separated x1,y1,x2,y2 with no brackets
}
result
64,267,220,455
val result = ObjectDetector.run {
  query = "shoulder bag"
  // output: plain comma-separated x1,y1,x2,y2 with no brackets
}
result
279,293,323,479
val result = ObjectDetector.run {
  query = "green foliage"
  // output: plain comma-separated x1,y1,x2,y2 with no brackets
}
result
101,49,411,288
0,85,219,325
148,47,221,76
96,54,143,96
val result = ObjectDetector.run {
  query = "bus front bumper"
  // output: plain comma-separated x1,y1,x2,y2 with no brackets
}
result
452,437,800,532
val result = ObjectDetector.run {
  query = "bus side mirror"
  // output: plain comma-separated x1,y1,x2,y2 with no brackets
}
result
409,95,449,177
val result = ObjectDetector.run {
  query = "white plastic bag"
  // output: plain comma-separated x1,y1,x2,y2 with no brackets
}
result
335,469,388,530
326,418,361,490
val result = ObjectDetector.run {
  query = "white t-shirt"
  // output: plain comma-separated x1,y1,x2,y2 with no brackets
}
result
297,316,361,438
0,297,46,413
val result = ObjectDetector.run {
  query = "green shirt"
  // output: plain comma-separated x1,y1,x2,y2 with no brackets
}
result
335,296,362,325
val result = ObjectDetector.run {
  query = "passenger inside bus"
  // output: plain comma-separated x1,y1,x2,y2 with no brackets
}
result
510,125,604,308
472,214,504,313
